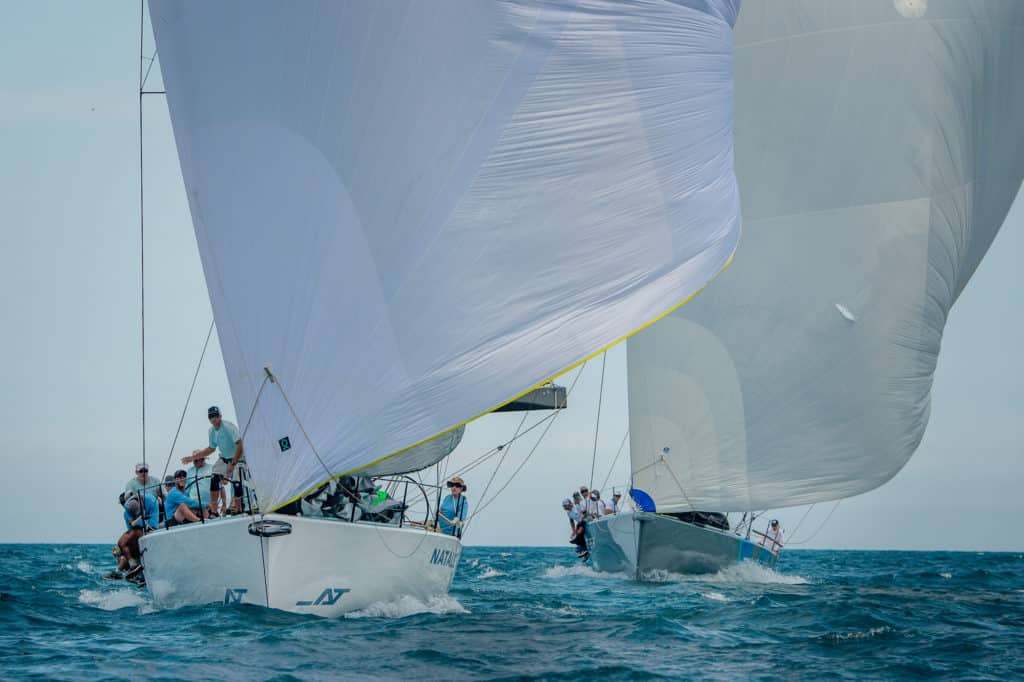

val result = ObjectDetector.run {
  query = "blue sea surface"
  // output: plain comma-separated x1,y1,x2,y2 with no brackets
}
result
0,545,1021,680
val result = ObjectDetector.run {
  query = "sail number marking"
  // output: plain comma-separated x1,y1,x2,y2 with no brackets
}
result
295,588,350,607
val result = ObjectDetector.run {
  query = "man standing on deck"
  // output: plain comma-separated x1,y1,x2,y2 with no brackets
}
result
182,406,246,514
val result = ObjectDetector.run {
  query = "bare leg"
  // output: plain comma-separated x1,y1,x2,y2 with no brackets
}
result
174,503,202,524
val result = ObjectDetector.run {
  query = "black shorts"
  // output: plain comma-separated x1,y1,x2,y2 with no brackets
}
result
211,473,243,498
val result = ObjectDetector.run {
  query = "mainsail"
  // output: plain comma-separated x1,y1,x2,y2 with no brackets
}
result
150,1,743,509
629,0,1024,513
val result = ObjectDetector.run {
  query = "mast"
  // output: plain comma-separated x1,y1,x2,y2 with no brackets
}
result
138,0,146,470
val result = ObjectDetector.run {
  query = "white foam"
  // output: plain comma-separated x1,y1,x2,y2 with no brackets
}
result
827,626,893,641
499,552,512,557
939,572,952,579
346,595,467,619
702,591,729,602
75,561,94,573
478,567,506,579
78,588,154,613
542,564,629,580
643,562,809,586
553,605,583,616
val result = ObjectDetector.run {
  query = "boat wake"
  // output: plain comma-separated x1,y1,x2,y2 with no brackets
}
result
541,564,629,580
641,562,809,586
346,594,468,619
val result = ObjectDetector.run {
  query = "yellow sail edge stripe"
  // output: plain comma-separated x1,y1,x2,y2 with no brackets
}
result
269,250,736,511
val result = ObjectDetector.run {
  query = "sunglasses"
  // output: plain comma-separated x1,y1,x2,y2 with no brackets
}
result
137,469,148,473
447,483,463,488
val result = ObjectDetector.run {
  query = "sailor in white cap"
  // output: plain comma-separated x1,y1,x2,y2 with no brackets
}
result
123,461,165,506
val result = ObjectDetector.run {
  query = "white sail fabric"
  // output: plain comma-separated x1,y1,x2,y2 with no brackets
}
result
629,0,1024,513
150,0,742,508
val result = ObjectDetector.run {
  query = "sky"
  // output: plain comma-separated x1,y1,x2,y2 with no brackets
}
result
0,2,1020,551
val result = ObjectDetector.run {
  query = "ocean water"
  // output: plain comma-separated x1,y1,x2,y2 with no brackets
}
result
1,545,1022,680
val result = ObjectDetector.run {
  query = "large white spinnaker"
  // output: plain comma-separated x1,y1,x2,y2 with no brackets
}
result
150,0,743,509
629,0,1024,513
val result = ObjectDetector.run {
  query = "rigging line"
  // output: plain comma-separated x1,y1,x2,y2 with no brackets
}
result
160,320,216,482
588,352,606,492
462,411,529,532
468,364,586,522
599,429,630,493
371,510,435,559
267,369,334,482
138,0,146,469
785,504,817,543
658,453,698,512
141,48,158,91
450,401,569,480
786,500,841,546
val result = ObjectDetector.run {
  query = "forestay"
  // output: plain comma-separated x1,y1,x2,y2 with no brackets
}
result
150,0,742,508
629,0,1024,513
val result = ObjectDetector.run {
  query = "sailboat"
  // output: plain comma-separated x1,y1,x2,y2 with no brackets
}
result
137,1,745,615
587,0,1024,577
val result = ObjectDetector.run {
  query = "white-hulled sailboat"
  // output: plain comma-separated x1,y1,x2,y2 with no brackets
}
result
588,0,1024,577
138,0,745,615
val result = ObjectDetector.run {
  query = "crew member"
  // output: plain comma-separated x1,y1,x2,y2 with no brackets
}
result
761,519,784,553
438,477,468,538
182,406,246,514
164,469,209,527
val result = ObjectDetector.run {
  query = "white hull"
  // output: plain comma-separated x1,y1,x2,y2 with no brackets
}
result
139,514,461,617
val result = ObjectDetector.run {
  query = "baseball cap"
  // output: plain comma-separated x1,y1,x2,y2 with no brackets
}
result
208,406,221,418
125,498,141,517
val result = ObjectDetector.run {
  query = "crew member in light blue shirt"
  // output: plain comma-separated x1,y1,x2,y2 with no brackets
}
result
182,406,246,514
124,492,161,532
165,469,207,527
437,477,468,538
115,492,160,579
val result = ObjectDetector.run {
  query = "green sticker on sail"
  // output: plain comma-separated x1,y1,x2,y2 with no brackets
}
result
279,437,291,452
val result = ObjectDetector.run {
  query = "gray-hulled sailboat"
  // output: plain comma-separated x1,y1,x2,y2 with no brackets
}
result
588,0,1024,577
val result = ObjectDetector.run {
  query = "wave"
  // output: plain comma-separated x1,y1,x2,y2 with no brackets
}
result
701,591,729,602
478,567,506,579
346,595,468,619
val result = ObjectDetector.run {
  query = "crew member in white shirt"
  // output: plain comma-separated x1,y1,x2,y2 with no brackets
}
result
591,490,613,516
760,519,784,553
